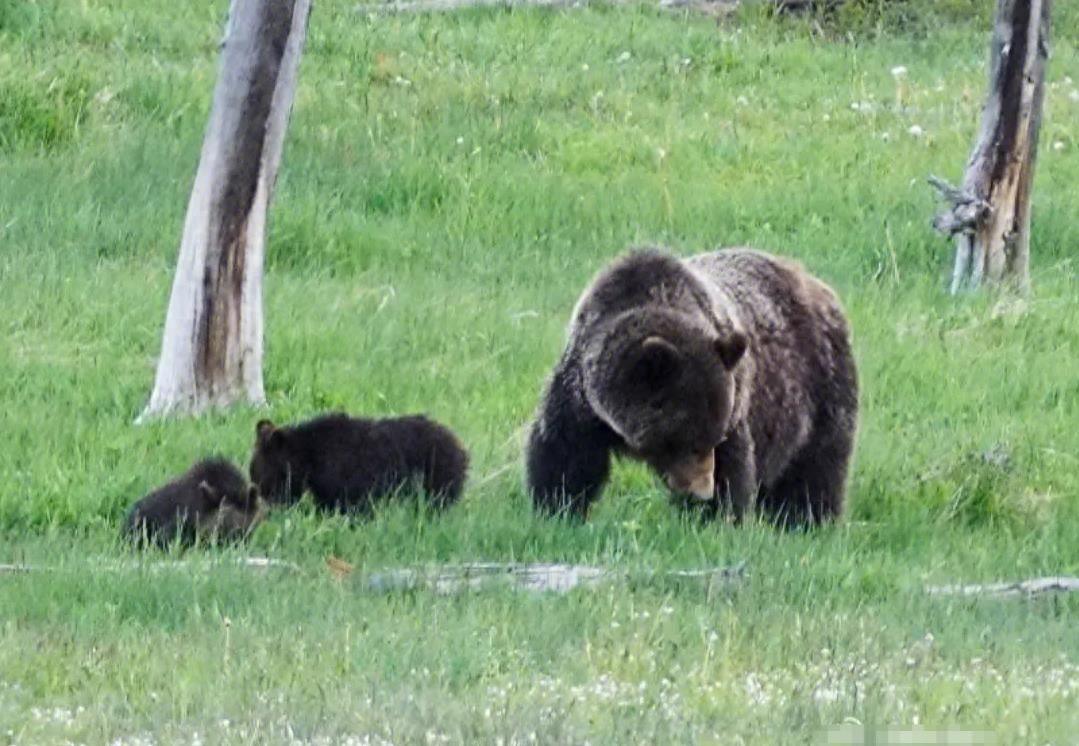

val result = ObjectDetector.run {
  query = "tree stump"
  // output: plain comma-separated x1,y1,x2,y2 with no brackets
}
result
930,0,1050,295
140,0,312,420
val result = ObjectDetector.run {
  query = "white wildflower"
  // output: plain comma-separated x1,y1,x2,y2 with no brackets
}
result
813,686,841,703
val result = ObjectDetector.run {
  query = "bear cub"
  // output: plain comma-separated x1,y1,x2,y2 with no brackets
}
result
249,413,469,514
124,458,267,548
525,246,858,527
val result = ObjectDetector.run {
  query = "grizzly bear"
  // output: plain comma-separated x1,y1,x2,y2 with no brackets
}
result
124,458,266,548
525,247,858,526
249,413,469,514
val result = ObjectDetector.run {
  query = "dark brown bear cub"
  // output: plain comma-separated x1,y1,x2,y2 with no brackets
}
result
249,413,469,514
526,247,858,527
124,458,266,548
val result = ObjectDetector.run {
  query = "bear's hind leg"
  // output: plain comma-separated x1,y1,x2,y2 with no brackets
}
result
758,428,853,528
423,445,469,510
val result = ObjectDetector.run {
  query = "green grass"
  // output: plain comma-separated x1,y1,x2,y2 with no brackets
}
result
2,0,1079,742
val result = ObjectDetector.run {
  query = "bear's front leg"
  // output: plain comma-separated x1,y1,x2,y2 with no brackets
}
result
525,371,614,520
716,421,757,524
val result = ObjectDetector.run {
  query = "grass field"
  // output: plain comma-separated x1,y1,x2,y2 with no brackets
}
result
2,0,1079,743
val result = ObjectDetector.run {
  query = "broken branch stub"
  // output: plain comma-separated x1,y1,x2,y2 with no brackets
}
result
140,0,312,420
928,175,992,233
930,0,1050,295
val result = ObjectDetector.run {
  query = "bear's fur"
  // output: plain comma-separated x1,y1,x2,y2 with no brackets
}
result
249,413,469,514
124,458,266,548
525,247,858,526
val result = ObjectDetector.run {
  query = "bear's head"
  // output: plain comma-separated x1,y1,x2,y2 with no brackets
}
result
583,309,746,501
197,482,268,543
249,420,305,506
191,460,252,509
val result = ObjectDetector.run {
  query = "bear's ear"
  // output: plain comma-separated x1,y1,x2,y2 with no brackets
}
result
256,419,283,447
198,480,223,506
715,331,748,370
633,336,683,387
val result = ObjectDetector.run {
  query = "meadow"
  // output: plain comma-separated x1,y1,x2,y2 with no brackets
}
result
1,0,1078,742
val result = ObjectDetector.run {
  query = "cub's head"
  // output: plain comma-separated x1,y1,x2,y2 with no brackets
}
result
249,420,304,506
196,482,268,543
190,459,251,508
584,310,747,501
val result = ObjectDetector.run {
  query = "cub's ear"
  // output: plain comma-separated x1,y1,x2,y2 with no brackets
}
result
256,419,282,446
198,480,222,506
633,336,683,387
715,331,748,370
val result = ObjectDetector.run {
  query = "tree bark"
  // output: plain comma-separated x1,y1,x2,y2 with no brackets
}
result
930,0,1050,295
140,0,312,420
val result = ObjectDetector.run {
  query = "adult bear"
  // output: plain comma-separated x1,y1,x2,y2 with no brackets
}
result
525,247,858,526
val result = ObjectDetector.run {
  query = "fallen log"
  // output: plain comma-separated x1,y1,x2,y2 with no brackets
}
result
927,576,1079,599
360,561,748,595
0,557,300,575
355,0,743,15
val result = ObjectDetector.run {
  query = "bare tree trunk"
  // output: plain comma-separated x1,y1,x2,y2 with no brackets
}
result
140,0,312,421
930,0,1050,295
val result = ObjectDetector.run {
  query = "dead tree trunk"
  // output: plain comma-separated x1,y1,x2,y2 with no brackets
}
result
140,0,312,420
930,0,1050,295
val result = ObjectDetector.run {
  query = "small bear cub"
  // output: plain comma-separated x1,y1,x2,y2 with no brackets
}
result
124,458,267,549
249,413,469,514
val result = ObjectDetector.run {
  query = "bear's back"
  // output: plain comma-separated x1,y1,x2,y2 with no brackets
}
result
124,475,202,546
283,413,467,510
685,248,847,336
290,413,452,477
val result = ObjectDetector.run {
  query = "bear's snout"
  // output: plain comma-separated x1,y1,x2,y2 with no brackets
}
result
663,452,715,500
